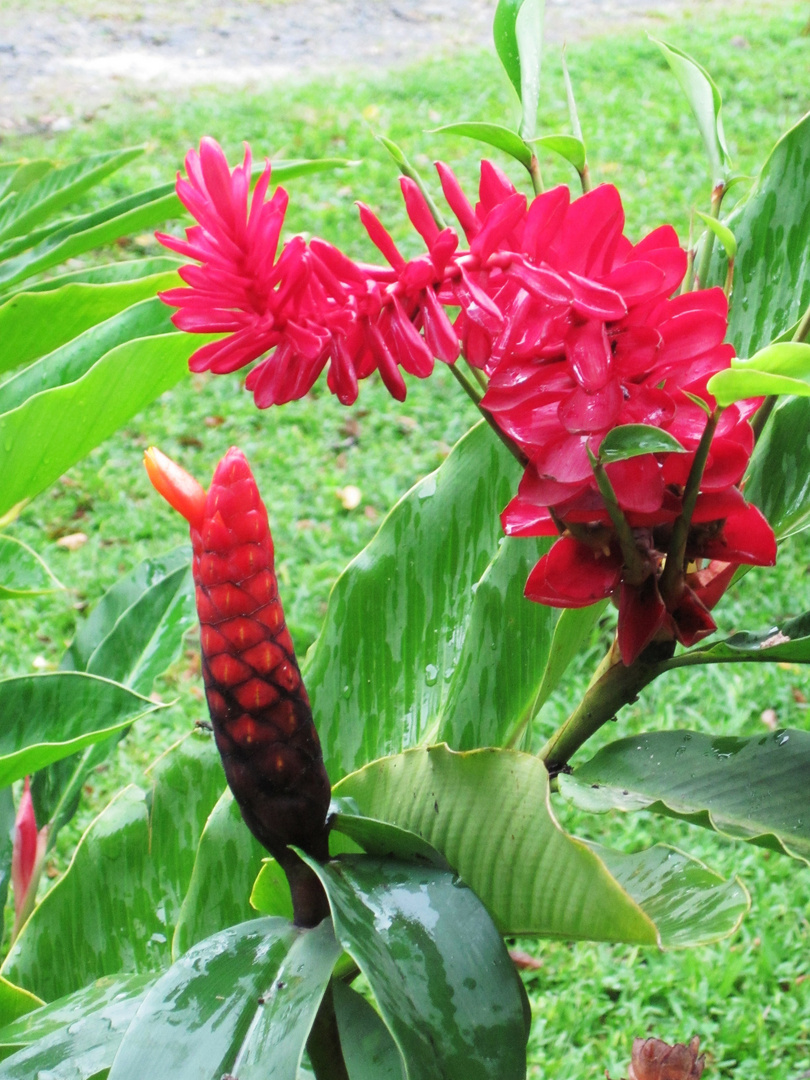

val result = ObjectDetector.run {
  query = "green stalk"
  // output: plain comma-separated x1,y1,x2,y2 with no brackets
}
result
658,408,720,606
693,181,725,289
539,643,664,771
528,153,544,196
587,449,646,584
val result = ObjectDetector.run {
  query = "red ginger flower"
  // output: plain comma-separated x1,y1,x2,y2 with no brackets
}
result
144,446,331,879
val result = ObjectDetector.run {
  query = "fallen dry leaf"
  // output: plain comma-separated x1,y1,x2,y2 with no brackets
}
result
56,532,88,551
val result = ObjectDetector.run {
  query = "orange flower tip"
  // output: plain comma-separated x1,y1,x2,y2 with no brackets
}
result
144,447,207,529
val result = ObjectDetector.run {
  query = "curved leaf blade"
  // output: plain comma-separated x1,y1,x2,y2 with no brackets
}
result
745,394,810,538
303,854,527,1080
108,918,339,1080
0,535,62,599
529,134,586,173
333,981,405,1080
664,608,810,667
560,728,810,864
304,421,522,781
0,672,165,788
598,424,686,463
334,745,747,945
431,122,532,169
493,0,546,140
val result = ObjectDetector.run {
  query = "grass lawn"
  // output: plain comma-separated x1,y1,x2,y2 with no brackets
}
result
3,2,810,1076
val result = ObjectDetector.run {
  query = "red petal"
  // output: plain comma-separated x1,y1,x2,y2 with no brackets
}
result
522,185,570,260
565,320,612,392
605,455,665,514
558,381,622,434
699,504,776,566
525,537,621,607
618,576,667,665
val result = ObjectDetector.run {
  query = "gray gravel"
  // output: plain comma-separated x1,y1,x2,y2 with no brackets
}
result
0,0,701,135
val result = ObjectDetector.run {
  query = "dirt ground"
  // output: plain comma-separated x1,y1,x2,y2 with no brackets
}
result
0,0,708,135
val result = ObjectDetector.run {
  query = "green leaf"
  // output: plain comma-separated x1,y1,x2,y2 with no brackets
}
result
745,394,810,538
3,733,225,1000
108,919,340,1080
331,810,449,867
663,608,810,667
0,296,174,405
0,672,165,788
528,134,586,173
0,790,15,946
0,271,180,374
528,602,607,725
597,424,687,463
332,981,404,1080
560,728,810,864
0,535,62,599
493,0,546,140
0,148,143,243
0,329,209,517
0,161,53,201
431,123,532,169
0,975,153,1078
708,343,810,404
694,210,736,260
173,788,266,960
5,256,181,294
334,745,748,945
716,112,810,358
651,36,730,181
249,858,294,920
304,421,522,781
434,535,557,750
303,854,527,1080
0,976,40,1033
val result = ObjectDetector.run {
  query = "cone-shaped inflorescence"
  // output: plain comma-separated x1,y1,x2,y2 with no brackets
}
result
145,446,332,924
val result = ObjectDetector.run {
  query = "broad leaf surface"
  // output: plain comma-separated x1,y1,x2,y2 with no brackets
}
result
334,745,747,945
173,788,265,960
6,256,180,293
493,0,545,140
0,672,164,788
304,421,523,780
434,534,556,750
0,272,179,374
0,978,41,1034
0,330,209,516
304,854,527,1080
560,729,810,864
3,734,224,1000
0,535,62,599
651,37,729,181
718,112,810,358
0,790,14,946
431,123,532,169
745,395,810,538
0,975,153,1078
333,981,405,1080
108,918,339,1080
664,609,810,667
530,134,586,172
0,148,142,243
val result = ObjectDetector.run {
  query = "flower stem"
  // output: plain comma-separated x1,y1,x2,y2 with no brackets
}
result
539,641,664,771
588,450,647,584
529,154,544,196
307,980,351,1080
693,181,725,290
658,408,721,606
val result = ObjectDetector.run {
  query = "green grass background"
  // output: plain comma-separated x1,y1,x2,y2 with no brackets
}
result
3,2,810,1076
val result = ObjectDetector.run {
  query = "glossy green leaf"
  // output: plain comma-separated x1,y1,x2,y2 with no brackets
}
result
708,343,810,405
528,602,607,728
493,0,545,140
0,272,180,374
434,534,557,750
331,809,449,867
334,745,748,945
249,857,294,920
0,790,14,946
33,548,195,839
662,608,810,667
0,161,52,201
651,37,729,181
109,918,340,1080
431,123,532,169
3,733,224,1000
304,421,522,781
0,329,209,517
694,210,736,259
0,297,174,410
0,975,153,1078
715,113,810,358
745,394,810,538
8,256,181,294
560,728,810,864
305,854,527,1080
0,672,164,788
0,977,40,1033
529,134,586,173
598,424,686,463
332,981,405,1080
173,788,266,960
0,148,142,243
0,535,62,599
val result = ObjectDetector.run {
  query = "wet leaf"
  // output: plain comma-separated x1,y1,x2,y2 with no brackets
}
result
0,536,62,600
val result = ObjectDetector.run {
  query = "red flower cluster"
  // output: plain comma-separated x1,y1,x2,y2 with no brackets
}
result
158,139,776,664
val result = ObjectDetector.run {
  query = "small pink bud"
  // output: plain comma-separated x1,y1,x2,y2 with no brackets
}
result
12,778,46,930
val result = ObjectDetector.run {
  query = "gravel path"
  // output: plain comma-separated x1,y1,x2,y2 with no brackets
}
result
0,0,698,135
